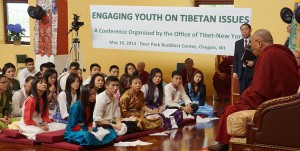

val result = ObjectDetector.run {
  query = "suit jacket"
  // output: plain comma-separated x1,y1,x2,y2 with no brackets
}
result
233,39,255,79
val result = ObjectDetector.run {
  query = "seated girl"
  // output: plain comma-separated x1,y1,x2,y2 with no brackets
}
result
141,68,183,129
0,74,12,130
118,73,131,100
43,69,59,120
18,77,66,140
56,73,80,123
2,63,20,95
2,63,20,125
89,73,105,94
124,63,137,76
11,76,35,118
185,70,213,117
120,75,162,131
64,84,117,146
141,68,165,115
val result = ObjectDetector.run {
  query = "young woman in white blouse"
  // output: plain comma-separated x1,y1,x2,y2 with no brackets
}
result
56,73,80,123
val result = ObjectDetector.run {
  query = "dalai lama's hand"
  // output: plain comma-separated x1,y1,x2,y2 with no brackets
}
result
219,73,226,80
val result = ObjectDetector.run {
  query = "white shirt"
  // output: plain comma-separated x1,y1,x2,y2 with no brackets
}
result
12,87,28,117
57,91,77,119
58,72,69,91
82,76,91,85
164,83,192,108
18,68,37,87
93,90,120,124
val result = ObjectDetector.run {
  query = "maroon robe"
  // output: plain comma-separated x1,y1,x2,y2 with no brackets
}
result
139,70,149,85
213,56,233,99
181,67,197,87
215,44,300,144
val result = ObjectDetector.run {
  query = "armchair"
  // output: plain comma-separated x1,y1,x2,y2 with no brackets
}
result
227,93,300,151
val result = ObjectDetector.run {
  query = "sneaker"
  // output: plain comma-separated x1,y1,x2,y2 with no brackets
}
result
208,143,229,151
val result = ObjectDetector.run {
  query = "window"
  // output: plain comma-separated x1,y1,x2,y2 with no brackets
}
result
3,0,30,45
194,0,233,7
199,5,233,8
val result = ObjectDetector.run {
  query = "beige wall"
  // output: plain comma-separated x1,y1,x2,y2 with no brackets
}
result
0,0,295,96
235,0,294,43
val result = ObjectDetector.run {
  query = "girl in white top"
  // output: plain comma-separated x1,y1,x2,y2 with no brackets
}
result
12,76,34,117
141,68,165,115
43,69,58,120
56,73,80,123
19,77,65,140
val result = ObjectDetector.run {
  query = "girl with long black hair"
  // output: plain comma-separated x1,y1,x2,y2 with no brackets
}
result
185,70,213,117
19,77,65,140
64,84,117,146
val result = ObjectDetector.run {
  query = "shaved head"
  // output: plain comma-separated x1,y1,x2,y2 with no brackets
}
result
250,29,274,57
253,29,273,44
137,62,146,72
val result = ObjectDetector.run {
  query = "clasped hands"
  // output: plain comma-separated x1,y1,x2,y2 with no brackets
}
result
37,122,49,131
0,116,11,124
181,104,193,114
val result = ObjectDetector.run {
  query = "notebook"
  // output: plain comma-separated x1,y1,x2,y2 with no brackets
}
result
241,47,256,62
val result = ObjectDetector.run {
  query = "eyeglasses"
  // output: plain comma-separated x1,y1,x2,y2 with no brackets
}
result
250,39,260,45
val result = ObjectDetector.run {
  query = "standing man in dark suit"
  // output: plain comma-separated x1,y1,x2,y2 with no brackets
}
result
233,23,256,95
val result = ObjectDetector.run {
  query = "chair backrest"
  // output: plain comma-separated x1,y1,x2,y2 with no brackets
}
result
176,63,185,72
16,54,27,64
15,54,27,77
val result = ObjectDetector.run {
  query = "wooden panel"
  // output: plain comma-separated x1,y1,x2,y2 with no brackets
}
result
232,94,240,105
232,78,239,94
231,65,240,105
56,0,68,55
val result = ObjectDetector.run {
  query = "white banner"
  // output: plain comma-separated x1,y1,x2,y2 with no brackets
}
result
90,6,252,55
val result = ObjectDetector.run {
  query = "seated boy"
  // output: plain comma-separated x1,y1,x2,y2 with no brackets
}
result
164,71,199,116
93,76,129,135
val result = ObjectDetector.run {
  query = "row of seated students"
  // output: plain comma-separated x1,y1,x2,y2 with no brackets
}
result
0,60,213,146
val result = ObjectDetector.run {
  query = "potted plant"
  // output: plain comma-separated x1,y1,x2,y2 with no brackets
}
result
6,24,26,45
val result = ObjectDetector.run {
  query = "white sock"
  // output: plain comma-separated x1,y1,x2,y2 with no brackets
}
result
170,116,178,129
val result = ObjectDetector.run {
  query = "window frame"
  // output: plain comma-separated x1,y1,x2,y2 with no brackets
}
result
3,0,30,45
194,0,233,6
